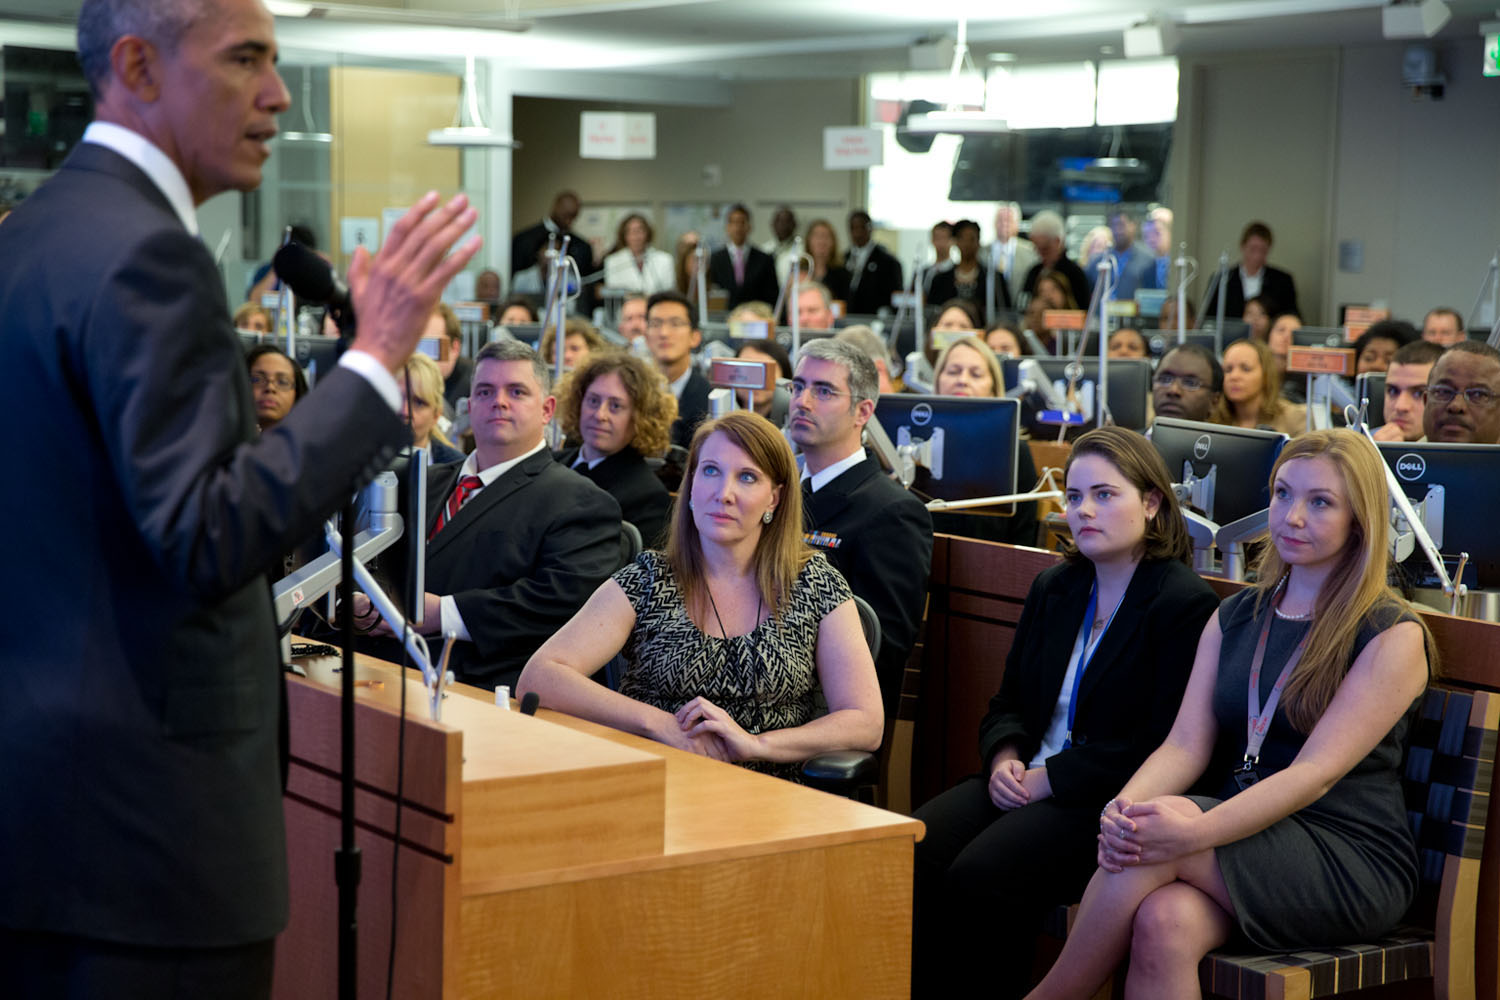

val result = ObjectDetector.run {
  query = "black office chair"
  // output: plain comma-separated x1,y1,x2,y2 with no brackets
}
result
800,594,882,799
618,520,643,571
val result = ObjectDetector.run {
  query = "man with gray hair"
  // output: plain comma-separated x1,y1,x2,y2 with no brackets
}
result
834,324,897,395
790,339,933,715
989,202,1038,305
0,0,478,991
358,339,622,692
1021,209,1090,308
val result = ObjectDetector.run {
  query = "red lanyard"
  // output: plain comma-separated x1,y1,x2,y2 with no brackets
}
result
1244,603,1308,767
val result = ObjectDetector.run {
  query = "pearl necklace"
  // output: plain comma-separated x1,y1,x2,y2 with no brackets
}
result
1271,576,1316,621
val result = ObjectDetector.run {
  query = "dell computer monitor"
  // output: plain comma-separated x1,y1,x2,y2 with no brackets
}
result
1001,357,1153,432
1147,327,1250,359
1149,417,1288,527
871,394,1020,509
1378,441,1500,589
284,336,344,385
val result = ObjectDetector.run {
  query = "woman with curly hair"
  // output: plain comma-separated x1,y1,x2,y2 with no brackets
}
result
555,350,678,546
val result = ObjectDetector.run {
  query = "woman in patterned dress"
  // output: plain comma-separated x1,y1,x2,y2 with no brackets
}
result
518,411,883,776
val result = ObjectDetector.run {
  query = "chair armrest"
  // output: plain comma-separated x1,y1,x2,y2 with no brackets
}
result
801,750,879,795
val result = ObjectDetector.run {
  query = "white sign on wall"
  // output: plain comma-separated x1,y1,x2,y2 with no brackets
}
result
340,216,380,254
580,112,657,160
823,126,884,170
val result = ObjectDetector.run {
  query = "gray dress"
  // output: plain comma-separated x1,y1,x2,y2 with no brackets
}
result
613,550,852,781
1189,587,1422,950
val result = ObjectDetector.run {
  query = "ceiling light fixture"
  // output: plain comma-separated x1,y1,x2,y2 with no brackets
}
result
902,18,1009,136
427,54,520,149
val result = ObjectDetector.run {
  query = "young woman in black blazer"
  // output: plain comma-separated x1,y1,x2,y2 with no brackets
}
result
911,427,1219,998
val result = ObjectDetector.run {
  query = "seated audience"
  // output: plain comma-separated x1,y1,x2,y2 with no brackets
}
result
1028,429,1431,999
245,344,306,433
1022,210,1090,311
1372,340,1442,442
929,334,1039,547
928,219,1008,314
234,302,272,333
835,324,900,394
647,290,711,449
602,213,675,295
495,295,539,328
729,300,776,341
517,412,884,781
789,339,933,715
617,292,648,345
1421,306,1466,346
1152,344,1223,423
1107,327,1149,360
804,218,851,303
539,316,607,371
429,302,473,414
1241,295,1272,342
354,341,622,692
913,427,1217,998
474,268,502,315
985,322,1025,358
796,281,837,331
1422,341,1500,444
1352,319,1417,375
934,298,984,334
1157,295,1196,333
1023,270,1080,350
1200,220,1299,320
555,351,677,547
735,336,792,427
401,352,465,464
1215,338,1306,436
1266,310,1306,404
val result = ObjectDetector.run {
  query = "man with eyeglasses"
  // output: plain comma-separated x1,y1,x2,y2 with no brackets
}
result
645,290,711,449
1422,342,1500,444
1372,340,1441,442
789,338,932,715
1150,344,1222,423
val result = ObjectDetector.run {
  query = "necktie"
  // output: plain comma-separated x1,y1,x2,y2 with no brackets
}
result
801,478,814,501
733,247,746,286
429,474,483,539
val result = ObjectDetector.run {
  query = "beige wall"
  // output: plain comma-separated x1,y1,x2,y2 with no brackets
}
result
510,78,862,252
329,66,463,264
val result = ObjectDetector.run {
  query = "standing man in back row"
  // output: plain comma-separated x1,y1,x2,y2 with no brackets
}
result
789,339,933,716
0,0,480,993
845,208,905,316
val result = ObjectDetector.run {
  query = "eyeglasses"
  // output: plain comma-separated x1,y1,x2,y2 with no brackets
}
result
251,372,295,391
788,379,851,403
1425,385,1499,408
647,317,692,331
1152,372,1208,392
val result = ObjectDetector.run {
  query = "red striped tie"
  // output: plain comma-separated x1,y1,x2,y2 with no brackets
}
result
429,474,483,540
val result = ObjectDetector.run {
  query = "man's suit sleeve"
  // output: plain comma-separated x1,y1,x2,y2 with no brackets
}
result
451,475,622,661
83,226,403,603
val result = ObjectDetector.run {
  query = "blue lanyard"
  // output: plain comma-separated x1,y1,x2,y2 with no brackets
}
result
1064,582,1121,749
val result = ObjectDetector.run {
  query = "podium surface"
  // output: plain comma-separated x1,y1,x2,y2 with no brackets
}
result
276,650,922,998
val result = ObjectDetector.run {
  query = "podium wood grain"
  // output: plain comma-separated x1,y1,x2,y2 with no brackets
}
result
275,649,922,999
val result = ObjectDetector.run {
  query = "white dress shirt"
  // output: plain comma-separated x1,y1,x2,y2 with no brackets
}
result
801,445,867,493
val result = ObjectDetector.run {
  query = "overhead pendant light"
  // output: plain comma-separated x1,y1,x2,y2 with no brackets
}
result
902,18,1009,136
279,65,334,144
428,54,520,149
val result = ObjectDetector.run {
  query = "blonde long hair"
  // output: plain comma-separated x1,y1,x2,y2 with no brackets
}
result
1251,429,1436,731
666,412,811,616
401,352,456,449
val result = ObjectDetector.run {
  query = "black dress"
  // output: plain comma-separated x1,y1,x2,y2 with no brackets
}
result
1189,588,1422,950
613,550,853,781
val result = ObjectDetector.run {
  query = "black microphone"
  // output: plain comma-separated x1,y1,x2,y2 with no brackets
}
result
520,691,540,716
273,241,355,329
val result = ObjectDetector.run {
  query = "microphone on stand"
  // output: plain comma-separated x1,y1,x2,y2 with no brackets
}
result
274,241,356,334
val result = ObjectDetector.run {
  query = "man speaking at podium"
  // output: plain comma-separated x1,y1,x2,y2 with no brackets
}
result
0,0,479,994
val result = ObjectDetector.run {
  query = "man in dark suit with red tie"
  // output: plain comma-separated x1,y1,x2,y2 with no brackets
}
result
358,340,622,692
0,0,479,993
708,203,780,309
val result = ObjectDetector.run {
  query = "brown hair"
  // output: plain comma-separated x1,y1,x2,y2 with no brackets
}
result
556,351,678,457
1251,429,1436,731
539,316,607,364
666,412,812,615
1214,338,1285,426
1060,426,1193,565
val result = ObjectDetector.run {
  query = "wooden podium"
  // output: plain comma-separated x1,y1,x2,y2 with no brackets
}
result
274,653,923,998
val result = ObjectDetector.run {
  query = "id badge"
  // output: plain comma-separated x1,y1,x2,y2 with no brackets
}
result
1232,765,1260,791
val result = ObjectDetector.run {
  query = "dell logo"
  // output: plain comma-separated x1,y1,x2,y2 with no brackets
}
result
1395,454,1426,481
1193,434,1211,461
911,403,933,426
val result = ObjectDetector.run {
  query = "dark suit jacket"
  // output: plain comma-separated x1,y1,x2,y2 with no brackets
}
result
927,264,1012,314
0,142,403,947
977,558,1218,806
557,446,673,548
1202,264,1299,320
803,455,934,715
670,369,713,450
421,449,621,691
1022,254,1091,311
708,244,780,310
510,220,597,311
845,243,905,316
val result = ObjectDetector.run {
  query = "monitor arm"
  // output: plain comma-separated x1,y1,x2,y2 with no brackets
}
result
1215,509,1269,582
